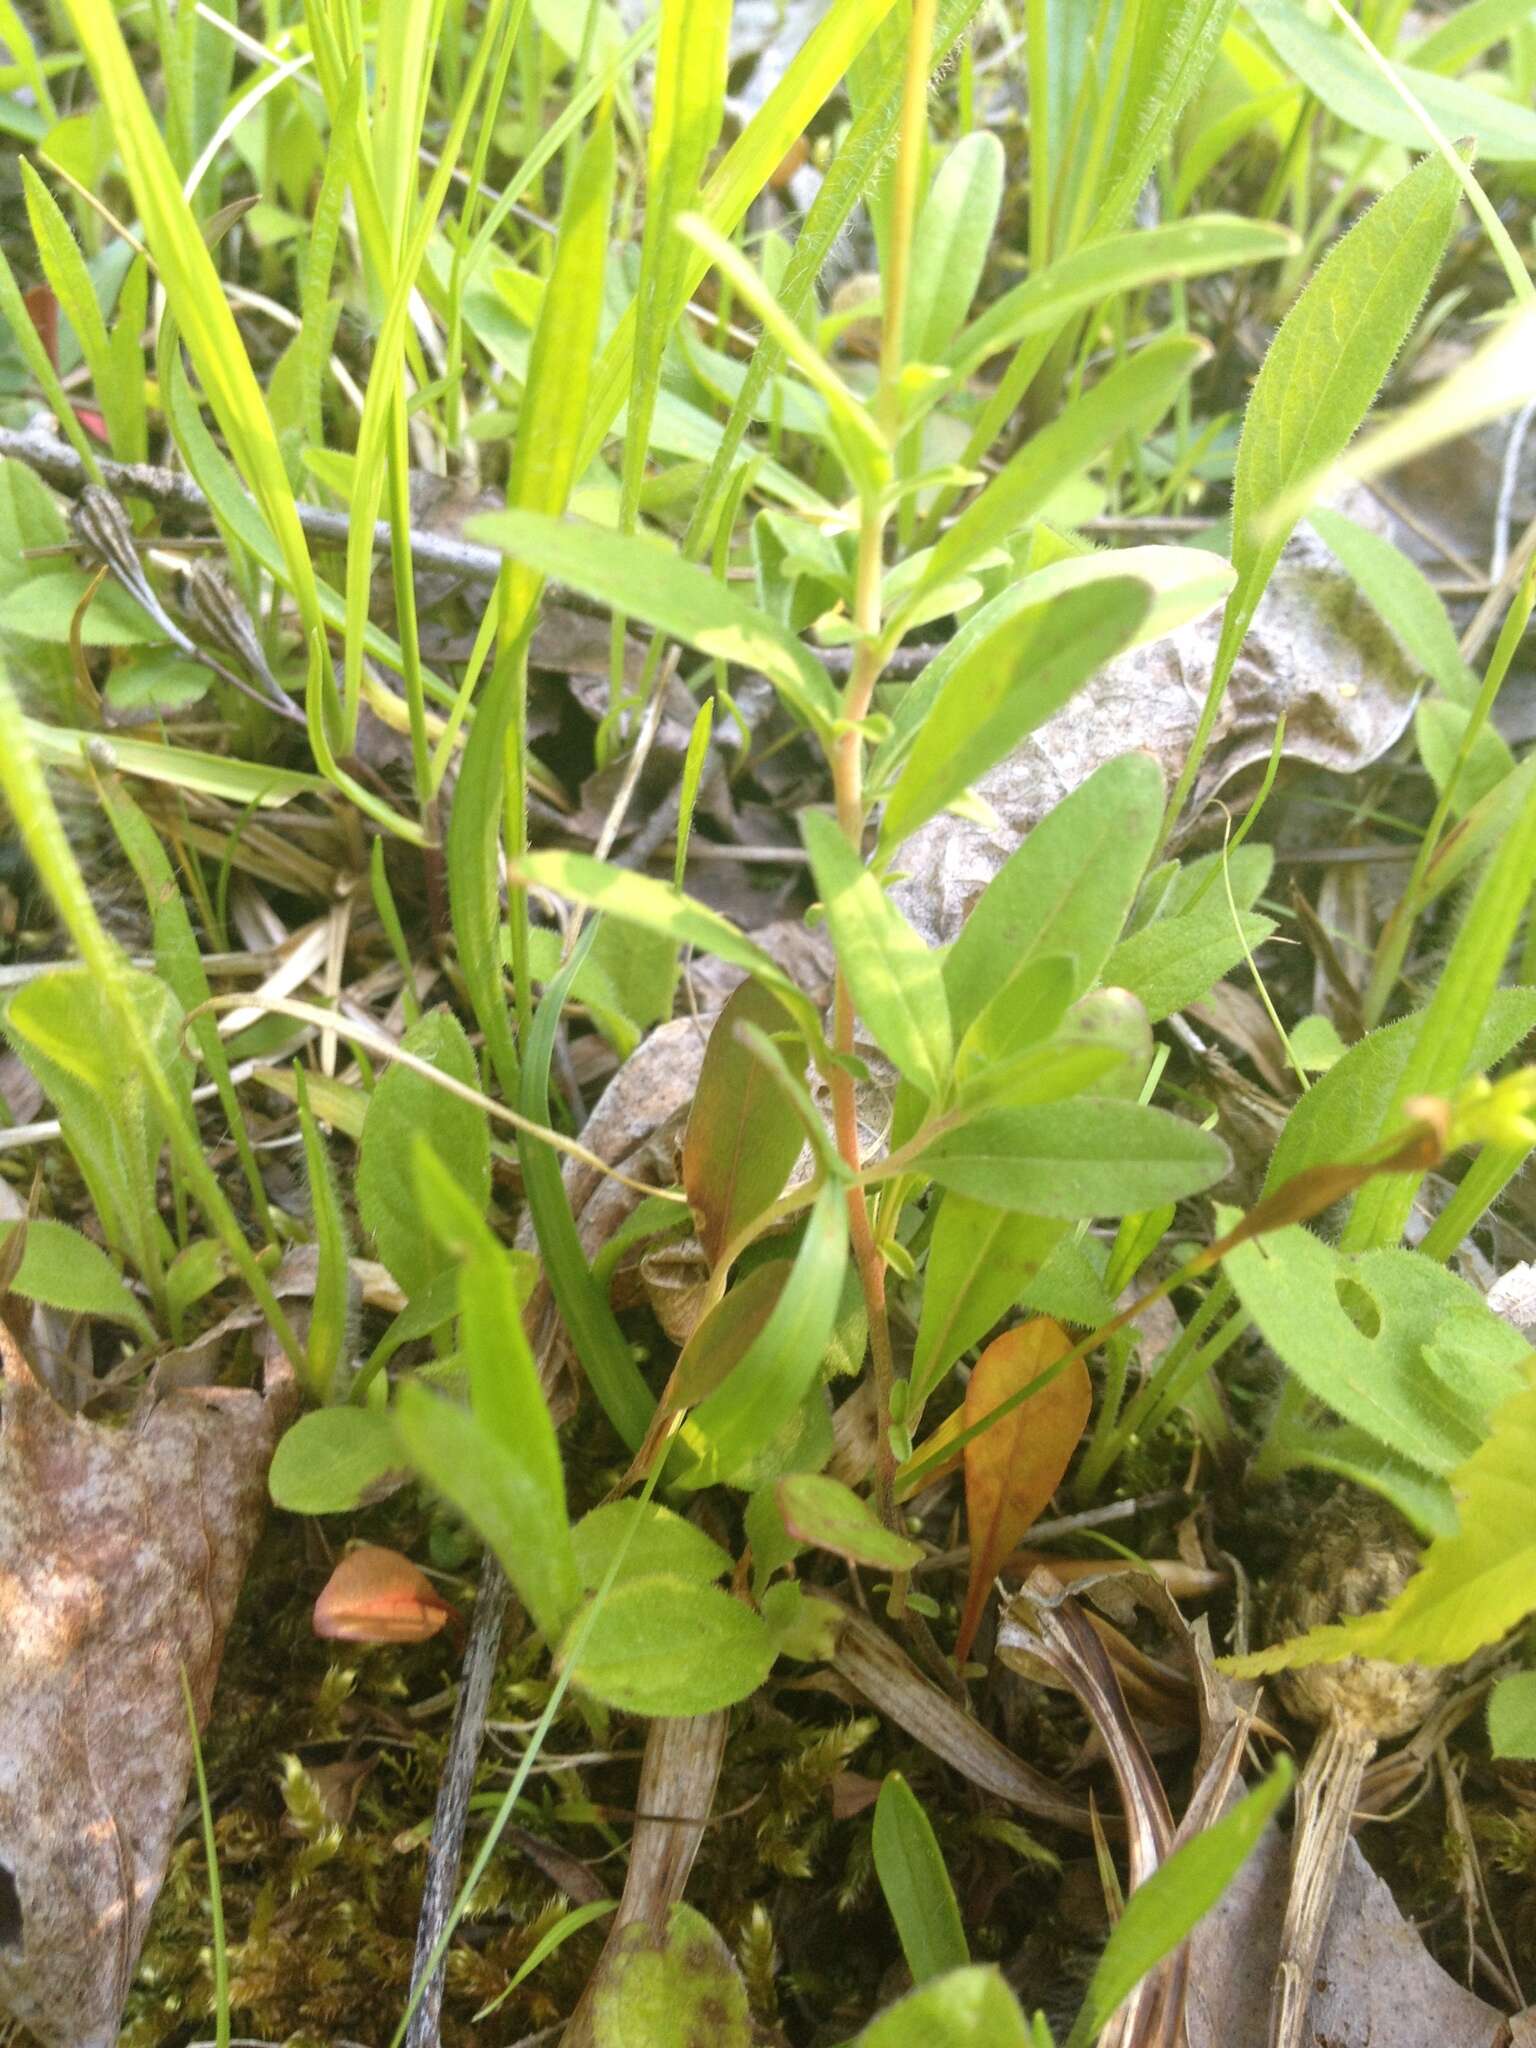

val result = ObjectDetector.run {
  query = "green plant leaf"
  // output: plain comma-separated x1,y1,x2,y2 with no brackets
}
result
916,336,1206,601
949,215,1293,378
3,965,186,1282
874,1772,970,1986
1309,505,1477,705
943,753,1167,1033
1062,1761,1292,2048
449,105,616,1104
672,1181,849,1489
268,1406,402,1515
777,1474,924,1571
577,0,902,464
802,811,952,1098
517,926,657,1452
1346,767,1536,1248
906,1101,1229,1218
1167,150,1461,834
96,771,272,1239
589,1902,753,2048
906,131,1005,363
571,1500,732,1592
560,1574,777,1715
1246,0,1536,159
855,1967,1041,2048
1224,1226,1530,1473
469,509,837,733
617,0,730,533
1488,1671,1536,1761
1264,988,1536,1189
1090,0,1241,235
515,851,824,1048
1414,698,1516,817
357,1008,490,1298
911,1201,1067,1404
294,1066,353,1402
0,1217,154,1341
1229,151,1460,626
878,580,1153,851
1225,1375,1536,1675
395,1147,581,1642
683,980,808,1269
1101,886,1277,1024
1408,0,1536,75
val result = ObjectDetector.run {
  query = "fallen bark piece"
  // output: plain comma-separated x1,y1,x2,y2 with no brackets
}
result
0,1323,296,2048
1185,1824,1507,2048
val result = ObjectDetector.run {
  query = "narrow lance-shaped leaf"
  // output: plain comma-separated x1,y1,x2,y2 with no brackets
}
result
948,215,1294,379
941,752,1167,1032
577,0,901,465
515,849,825,1051
1246,0,1536,161
777,1474,924,1572
878,580,1153,852
905,131,1005,364
916,335,1206,603
903,1100,1229,1218
683,980,808,1269
672,1181,849,1490
620,0,732,532
1062,1761,1293,2048
294,1065,353,1403
802,811,952,1099
467,508,838,734
910,1200,1067,1407
1164,152,1460,834
952,1321,1092,1664
447,108,615,1103
393,1146,582,1642
873,1772,971,1987
517,925,656,1452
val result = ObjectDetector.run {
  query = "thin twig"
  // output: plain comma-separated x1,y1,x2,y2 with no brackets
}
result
0,423,509,585
404,1553,510,2048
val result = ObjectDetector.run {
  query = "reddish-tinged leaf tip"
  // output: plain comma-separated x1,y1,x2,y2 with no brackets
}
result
312,1543,457,1644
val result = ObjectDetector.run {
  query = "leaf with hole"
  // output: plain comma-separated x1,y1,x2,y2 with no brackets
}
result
1224,1225,1530,1474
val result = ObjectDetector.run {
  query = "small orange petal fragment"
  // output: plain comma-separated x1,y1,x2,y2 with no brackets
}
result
312,1543,456,1644
955,1319,1091,1666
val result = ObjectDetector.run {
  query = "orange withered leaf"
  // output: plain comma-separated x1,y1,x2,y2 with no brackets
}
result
312,1543,456,1644
954,1319,1091,1666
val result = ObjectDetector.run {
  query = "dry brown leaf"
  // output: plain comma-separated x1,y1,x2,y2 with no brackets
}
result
1185,1824,1508,2048
952,1320,1091,1665
561,1710,728,2048
831,1600,1093,1833
890,511,1422,950
0,1323,297,2048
